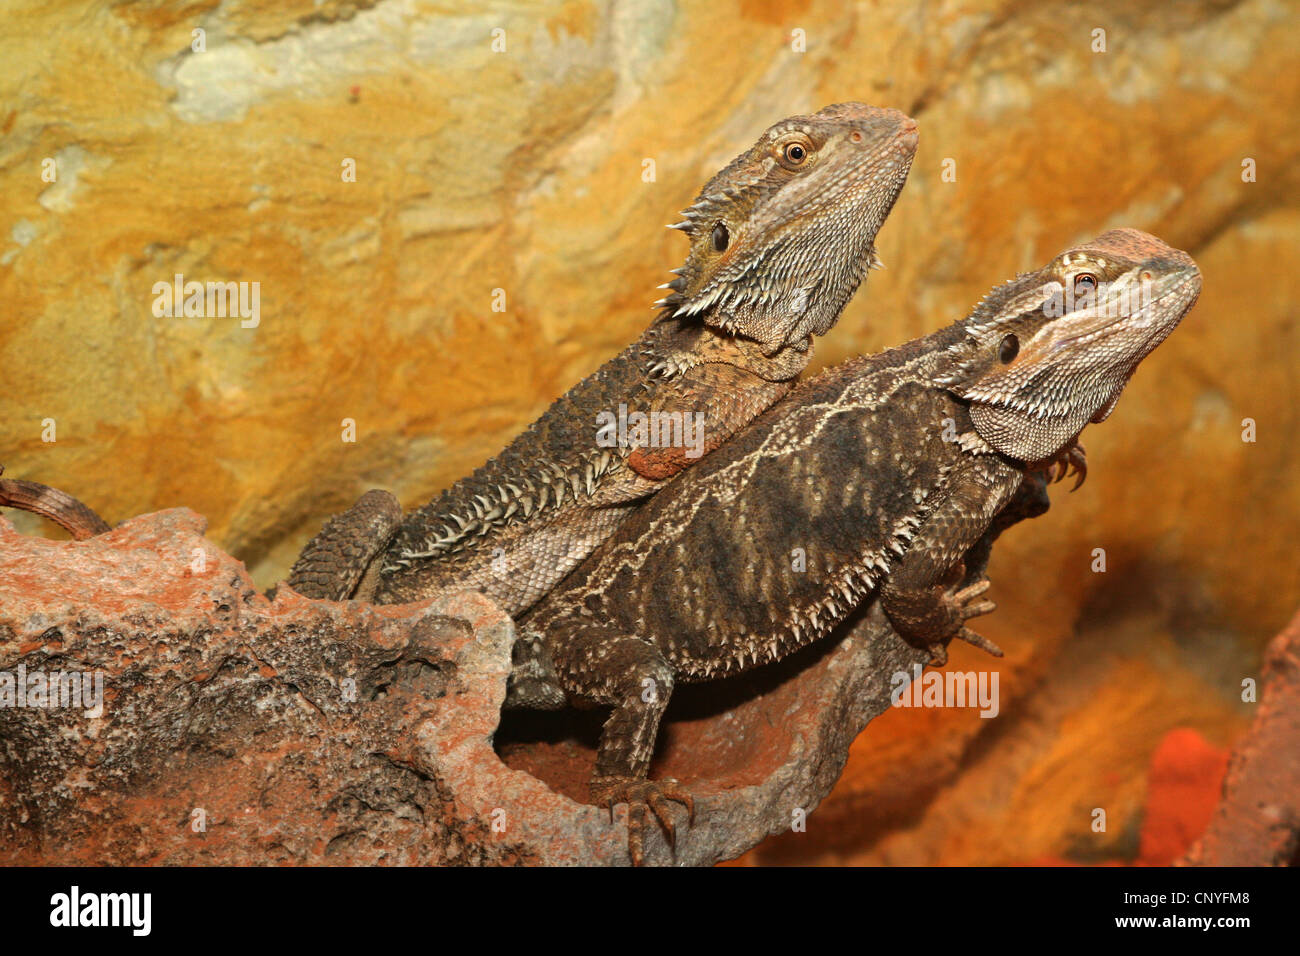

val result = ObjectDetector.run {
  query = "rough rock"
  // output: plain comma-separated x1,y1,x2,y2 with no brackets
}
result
1184,605,1300,867
2,0,1296,865
0,509,932,866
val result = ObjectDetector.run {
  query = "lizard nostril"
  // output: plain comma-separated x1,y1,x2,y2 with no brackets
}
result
850,130,863,143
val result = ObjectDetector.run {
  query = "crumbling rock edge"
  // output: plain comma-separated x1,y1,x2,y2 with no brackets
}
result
0,508,930,866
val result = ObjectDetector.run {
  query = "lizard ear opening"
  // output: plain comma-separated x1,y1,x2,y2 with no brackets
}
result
957,314,1132,463
711,222,730,252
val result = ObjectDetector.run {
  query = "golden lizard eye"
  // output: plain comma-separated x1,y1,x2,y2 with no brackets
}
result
775,135,815,170
1074,273,1097,296
711,222,729,253
998,334,1019,364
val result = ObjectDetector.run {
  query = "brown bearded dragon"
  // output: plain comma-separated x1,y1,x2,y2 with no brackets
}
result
286,103,918,612
509,229,1202,864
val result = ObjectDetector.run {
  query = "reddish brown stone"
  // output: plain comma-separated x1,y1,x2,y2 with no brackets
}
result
0,509,932,866
1184,606,1300,867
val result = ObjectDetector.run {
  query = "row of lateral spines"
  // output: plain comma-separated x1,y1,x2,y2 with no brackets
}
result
384,315,694,565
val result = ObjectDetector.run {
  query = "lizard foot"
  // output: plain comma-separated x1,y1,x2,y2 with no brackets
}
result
1046,442,1087,491
925,579,1003,666
591,775,696,866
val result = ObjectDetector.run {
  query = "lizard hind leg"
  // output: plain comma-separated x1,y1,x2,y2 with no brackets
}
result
547,622,694,865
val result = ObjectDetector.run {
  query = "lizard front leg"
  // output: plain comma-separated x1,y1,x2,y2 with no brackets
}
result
958,467,1052,588
880,455,1024,666
626,364,794,480
543,620,694,865
627,338,809,481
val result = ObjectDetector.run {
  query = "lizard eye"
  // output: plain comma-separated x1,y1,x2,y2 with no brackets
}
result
998,334,1019,364
711,222,729,253
775,135,815,170
1074,273,1097,297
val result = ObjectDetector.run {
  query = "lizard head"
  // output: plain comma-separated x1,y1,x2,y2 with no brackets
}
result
657,102,917,355
941,229,1201,463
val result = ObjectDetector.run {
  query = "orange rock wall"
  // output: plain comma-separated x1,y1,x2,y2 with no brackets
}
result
2,0,1297,865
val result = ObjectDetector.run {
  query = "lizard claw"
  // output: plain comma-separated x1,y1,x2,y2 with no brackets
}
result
951,580,1001,656
1065,442,1088,491
955,626,1004,658
951,580,997,621
927,627,1002,664
927,579,1003,664
952,578,991,606
592,776,695,866
1043,443,1087,491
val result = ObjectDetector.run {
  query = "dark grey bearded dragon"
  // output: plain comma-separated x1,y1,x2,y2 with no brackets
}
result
512,229,1202,864
287,103,917,613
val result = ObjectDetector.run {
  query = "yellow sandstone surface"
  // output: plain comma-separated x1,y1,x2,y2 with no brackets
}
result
1,0,1296,865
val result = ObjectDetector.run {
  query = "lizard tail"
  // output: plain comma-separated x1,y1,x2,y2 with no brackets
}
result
0,467,112,539
286,488,403,601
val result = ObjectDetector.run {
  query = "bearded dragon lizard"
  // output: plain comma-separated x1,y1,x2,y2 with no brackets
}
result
288,103,918,612
510,229,1203,864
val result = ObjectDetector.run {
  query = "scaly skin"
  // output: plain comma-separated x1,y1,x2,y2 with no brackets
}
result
515,229,1202,864
0,465,110,539
288,103,918,612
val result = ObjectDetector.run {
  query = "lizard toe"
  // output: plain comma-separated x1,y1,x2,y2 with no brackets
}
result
625,803,649,867
960,600,998,620
592,776,696,865
952,579,991,603
956,626,1004,658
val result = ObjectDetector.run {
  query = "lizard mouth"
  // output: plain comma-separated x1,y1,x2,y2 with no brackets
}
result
894,117,919,150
